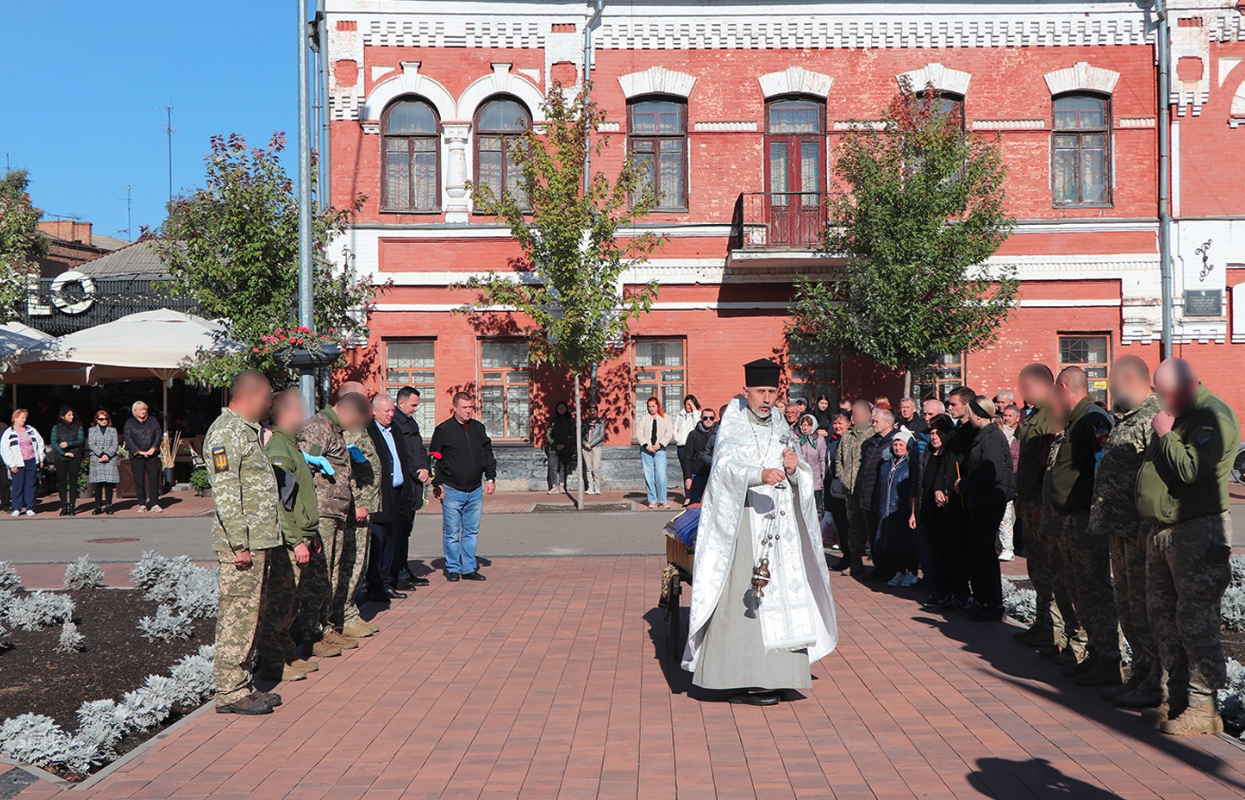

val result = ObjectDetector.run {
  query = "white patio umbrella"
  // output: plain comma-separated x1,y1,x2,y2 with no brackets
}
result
0,321,57,403
10,309,242,423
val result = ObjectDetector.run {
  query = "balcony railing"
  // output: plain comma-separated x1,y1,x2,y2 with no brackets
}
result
730,191,827,251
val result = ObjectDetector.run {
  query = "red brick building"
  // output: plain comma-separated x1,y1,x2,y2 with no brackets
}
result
322,0,1245,477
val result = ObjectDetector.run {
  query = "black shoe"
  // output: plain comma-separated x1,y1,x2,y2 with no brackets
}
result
69,504,77,516
445,572,461,582
258,690,282,708
216,694,274,715
396,579,417,591
365,592,391,604
461,571,487,582
966,605,1004,622
59,507,67,516
921,594,947,610
411,576,431,586
829,560,850,572
385,588,408,600
106,505,114,515
397,569,415,581
728,690,784,706
92,506,103,515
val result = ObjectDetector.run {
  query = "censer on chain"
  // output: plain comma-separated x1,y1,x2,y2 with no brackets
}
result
751,557,771,597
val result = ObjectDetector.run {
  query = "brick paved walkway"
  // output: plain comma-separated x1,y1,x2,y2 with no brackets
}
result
15,557,1245,800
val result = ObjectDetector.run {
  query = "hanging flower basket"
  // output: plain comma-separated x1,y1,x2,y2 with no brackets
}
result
254,328,344,369
283,344,341,368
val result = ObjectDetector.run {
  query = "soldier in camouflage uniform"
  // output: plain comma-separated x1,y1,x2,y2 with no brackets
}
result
1013,364,1065,648
1089,357,1162,706
1039,432,1087,662
257,389,323,683
297,390,371,652
1046,367,1121,686
833,400,873,575
1137,358,1240,736
205,370,281,715
340,382,381,639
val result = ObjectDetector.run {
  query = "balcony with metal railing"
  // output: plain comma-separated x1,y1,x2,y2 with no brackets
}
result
729,191,828,254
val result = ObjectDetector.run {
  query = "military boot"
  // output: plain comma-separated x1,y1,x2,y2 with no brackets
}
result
259,664,309,682
1013,622,1046,643
1062,654,1097,678
1075,658,1125,687
1115,684,1165,709
1160,701,1223,737
323,629,359,649
1054,648,1082,668
216,693,274,715
1101,673,1140,700
1142,694,1188,724
1036,644,1062,659
312,639,344,658
289,658,319,673
342,620,377,638
1017,625,1056,647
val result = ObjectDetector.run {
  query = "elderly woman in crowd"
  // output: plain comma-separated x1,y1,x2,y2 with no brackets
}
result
795,413,828,518
916,414,957,608
51,405,84,516
878,428,919,587
88,409,120,515
2,408,46,517
954,395,1016,621
123,400,163,513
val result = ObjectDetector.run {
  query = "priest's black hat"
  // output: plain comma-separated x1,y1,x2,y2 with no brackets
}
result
743,358,782,388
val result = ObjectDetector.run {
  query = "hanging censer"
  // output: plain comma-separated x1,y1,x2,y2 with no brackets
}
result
751,557,771,597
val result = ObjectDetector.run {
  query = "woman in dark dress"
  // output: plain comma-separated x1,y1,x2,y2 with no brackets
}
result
954,396,1016,622
916,414,956,608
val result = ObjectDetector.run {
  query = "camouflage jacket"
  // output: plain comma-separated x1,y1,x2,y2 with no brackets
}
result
264,428,321,546
297,406,354,520
344,427,381,520
1089,394,1159,536
1016,399,1059,503
1046,395,1113,514
1040,431,1066,535
832,423,872,496
205,407,282,554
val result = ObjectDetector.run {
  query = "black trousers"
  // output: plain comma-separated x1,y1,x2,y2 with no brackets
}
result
131,454,161,508
366,518,390,595
55,456,82,506
923,508,947,594
380,488,412,588
968,502,1006,610
943,503,971,598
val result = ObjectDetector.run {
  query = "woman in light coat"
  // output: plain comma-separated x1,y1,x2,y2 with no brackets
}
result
637,396,675,509
1,409,46,516
87,409,120,515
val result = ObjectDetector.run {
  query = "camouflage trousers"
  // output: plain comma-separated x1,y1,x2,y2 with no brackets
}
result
1059,511,1122,662
213,548,270,706
846,497,867,572
301,516,345,638
257,545,307,671
1147,512,1233,703
1017,500,1064,639
1043,503,1086,655
341,520,370,626
1108,531,1158,684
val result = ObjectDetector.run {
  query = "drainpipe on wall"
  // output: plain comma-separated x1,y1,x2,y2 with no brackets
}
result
317,0,331,210
1155,0,1174,361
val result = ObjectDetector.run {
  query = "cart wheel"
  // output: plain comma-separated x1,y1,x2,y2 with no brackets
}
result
668,573,682,656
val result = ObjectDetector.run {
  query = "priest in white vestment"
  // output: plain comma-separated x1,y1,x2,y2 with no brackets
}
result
682,359,838,705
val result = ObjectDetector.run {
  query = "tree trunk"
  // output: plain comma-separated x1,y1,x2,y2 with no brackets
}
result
575,373,584,511
903,368,913,399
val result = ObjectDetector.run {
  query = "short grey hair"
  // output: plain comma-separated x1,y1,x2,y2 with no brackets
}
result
872,408,895,424
131,401,148,415
372,394,394,410
923,398,946,414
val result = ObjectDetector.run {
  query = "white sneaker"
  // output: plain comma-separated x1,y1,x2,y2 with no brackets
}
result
24,509,35,517
10,510,19,517
901,571,920,588
150,505,163,513
887,572,905,587
136,506,146,513
998,550,1015,562
546,487,561,495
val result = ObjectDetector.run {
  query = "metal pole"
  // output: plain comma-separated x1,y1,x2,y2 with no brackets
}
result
297,0,316,410
318,0,332,210
577,1,604,511
1155,0,1174,361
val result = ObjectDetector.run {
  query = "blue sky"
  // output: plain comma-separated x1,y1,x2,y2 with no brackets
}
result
1,1,300,242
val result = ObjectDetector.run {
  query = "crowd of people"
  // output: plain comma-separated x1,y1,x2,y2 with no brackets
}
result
206,371,496,716
0,400,167,516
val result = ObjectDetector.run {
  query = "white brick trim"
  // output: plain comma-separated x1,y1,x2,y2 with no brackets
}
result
972,119,1046,130
896,63,971,96
360,61,457,125
693,121,758,132
757,67,833,99
1043,61,1120,96
617,66,697,99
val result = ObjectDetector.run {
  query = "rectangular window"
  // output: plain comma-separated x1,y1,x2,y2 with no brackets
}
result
633,338,686,434
479,340,530,440
788,341,839,407
913,353,965,402
384,340,437,433
629,99,688,210
1058,334,1111,405
1052,94,1111,207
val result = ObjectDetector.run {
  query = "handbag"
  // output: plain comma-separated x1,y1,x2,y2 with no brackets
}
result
829,477,847,499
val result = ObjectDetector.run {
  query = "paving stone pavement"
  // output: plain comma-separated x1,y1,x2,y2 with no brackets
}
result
13,556,1245,800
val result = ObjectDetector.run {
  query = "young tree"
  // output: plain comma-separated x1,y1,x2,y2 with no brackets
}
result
787,84,1017,395
154,133,376,387
0,170,49,322
461,83,665,508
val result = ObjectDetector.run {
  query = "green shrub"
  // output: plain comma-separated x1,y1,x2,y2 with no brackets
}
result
189,467,210,496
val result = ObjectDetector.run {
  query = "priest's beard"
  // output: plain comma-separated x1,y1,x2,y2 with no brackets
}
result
747,405,772,422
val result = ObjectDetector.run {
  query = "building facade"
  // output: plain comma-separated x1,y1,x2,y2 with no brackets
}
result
324,0,1245,481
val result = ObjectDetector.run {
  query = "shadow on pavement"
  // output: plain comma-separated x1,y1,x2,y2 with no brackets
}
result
967,757,1125,799
644,607,693,696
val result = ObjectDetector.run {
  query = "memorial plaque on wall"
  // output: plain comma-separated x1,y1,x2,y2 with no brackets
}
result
1184,289,1223,317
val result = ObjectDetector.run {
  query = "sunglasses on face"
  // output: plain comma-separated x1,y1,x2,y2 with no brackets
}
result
701,415,715,421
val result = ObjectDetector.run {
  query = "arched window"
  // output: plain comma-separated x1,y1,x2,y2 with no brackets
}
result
474,97,531,206
920,91,965,132
1052,93,1110,207
382,98,440,211
628,98,687,210
765,97,825,247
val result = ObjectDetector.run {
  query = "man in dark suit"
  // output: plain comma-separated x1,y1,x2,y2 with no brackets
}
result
365,395,419,600
392,386,431,587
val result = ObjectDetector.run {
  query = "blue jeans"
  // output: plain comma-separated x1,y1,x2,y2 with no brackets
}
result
640,447,667,505
12,458,36,512
442,485,482,575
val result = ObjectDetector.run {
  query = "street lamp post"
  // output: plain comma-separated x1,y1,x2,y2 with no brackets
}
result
296,0,316,410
